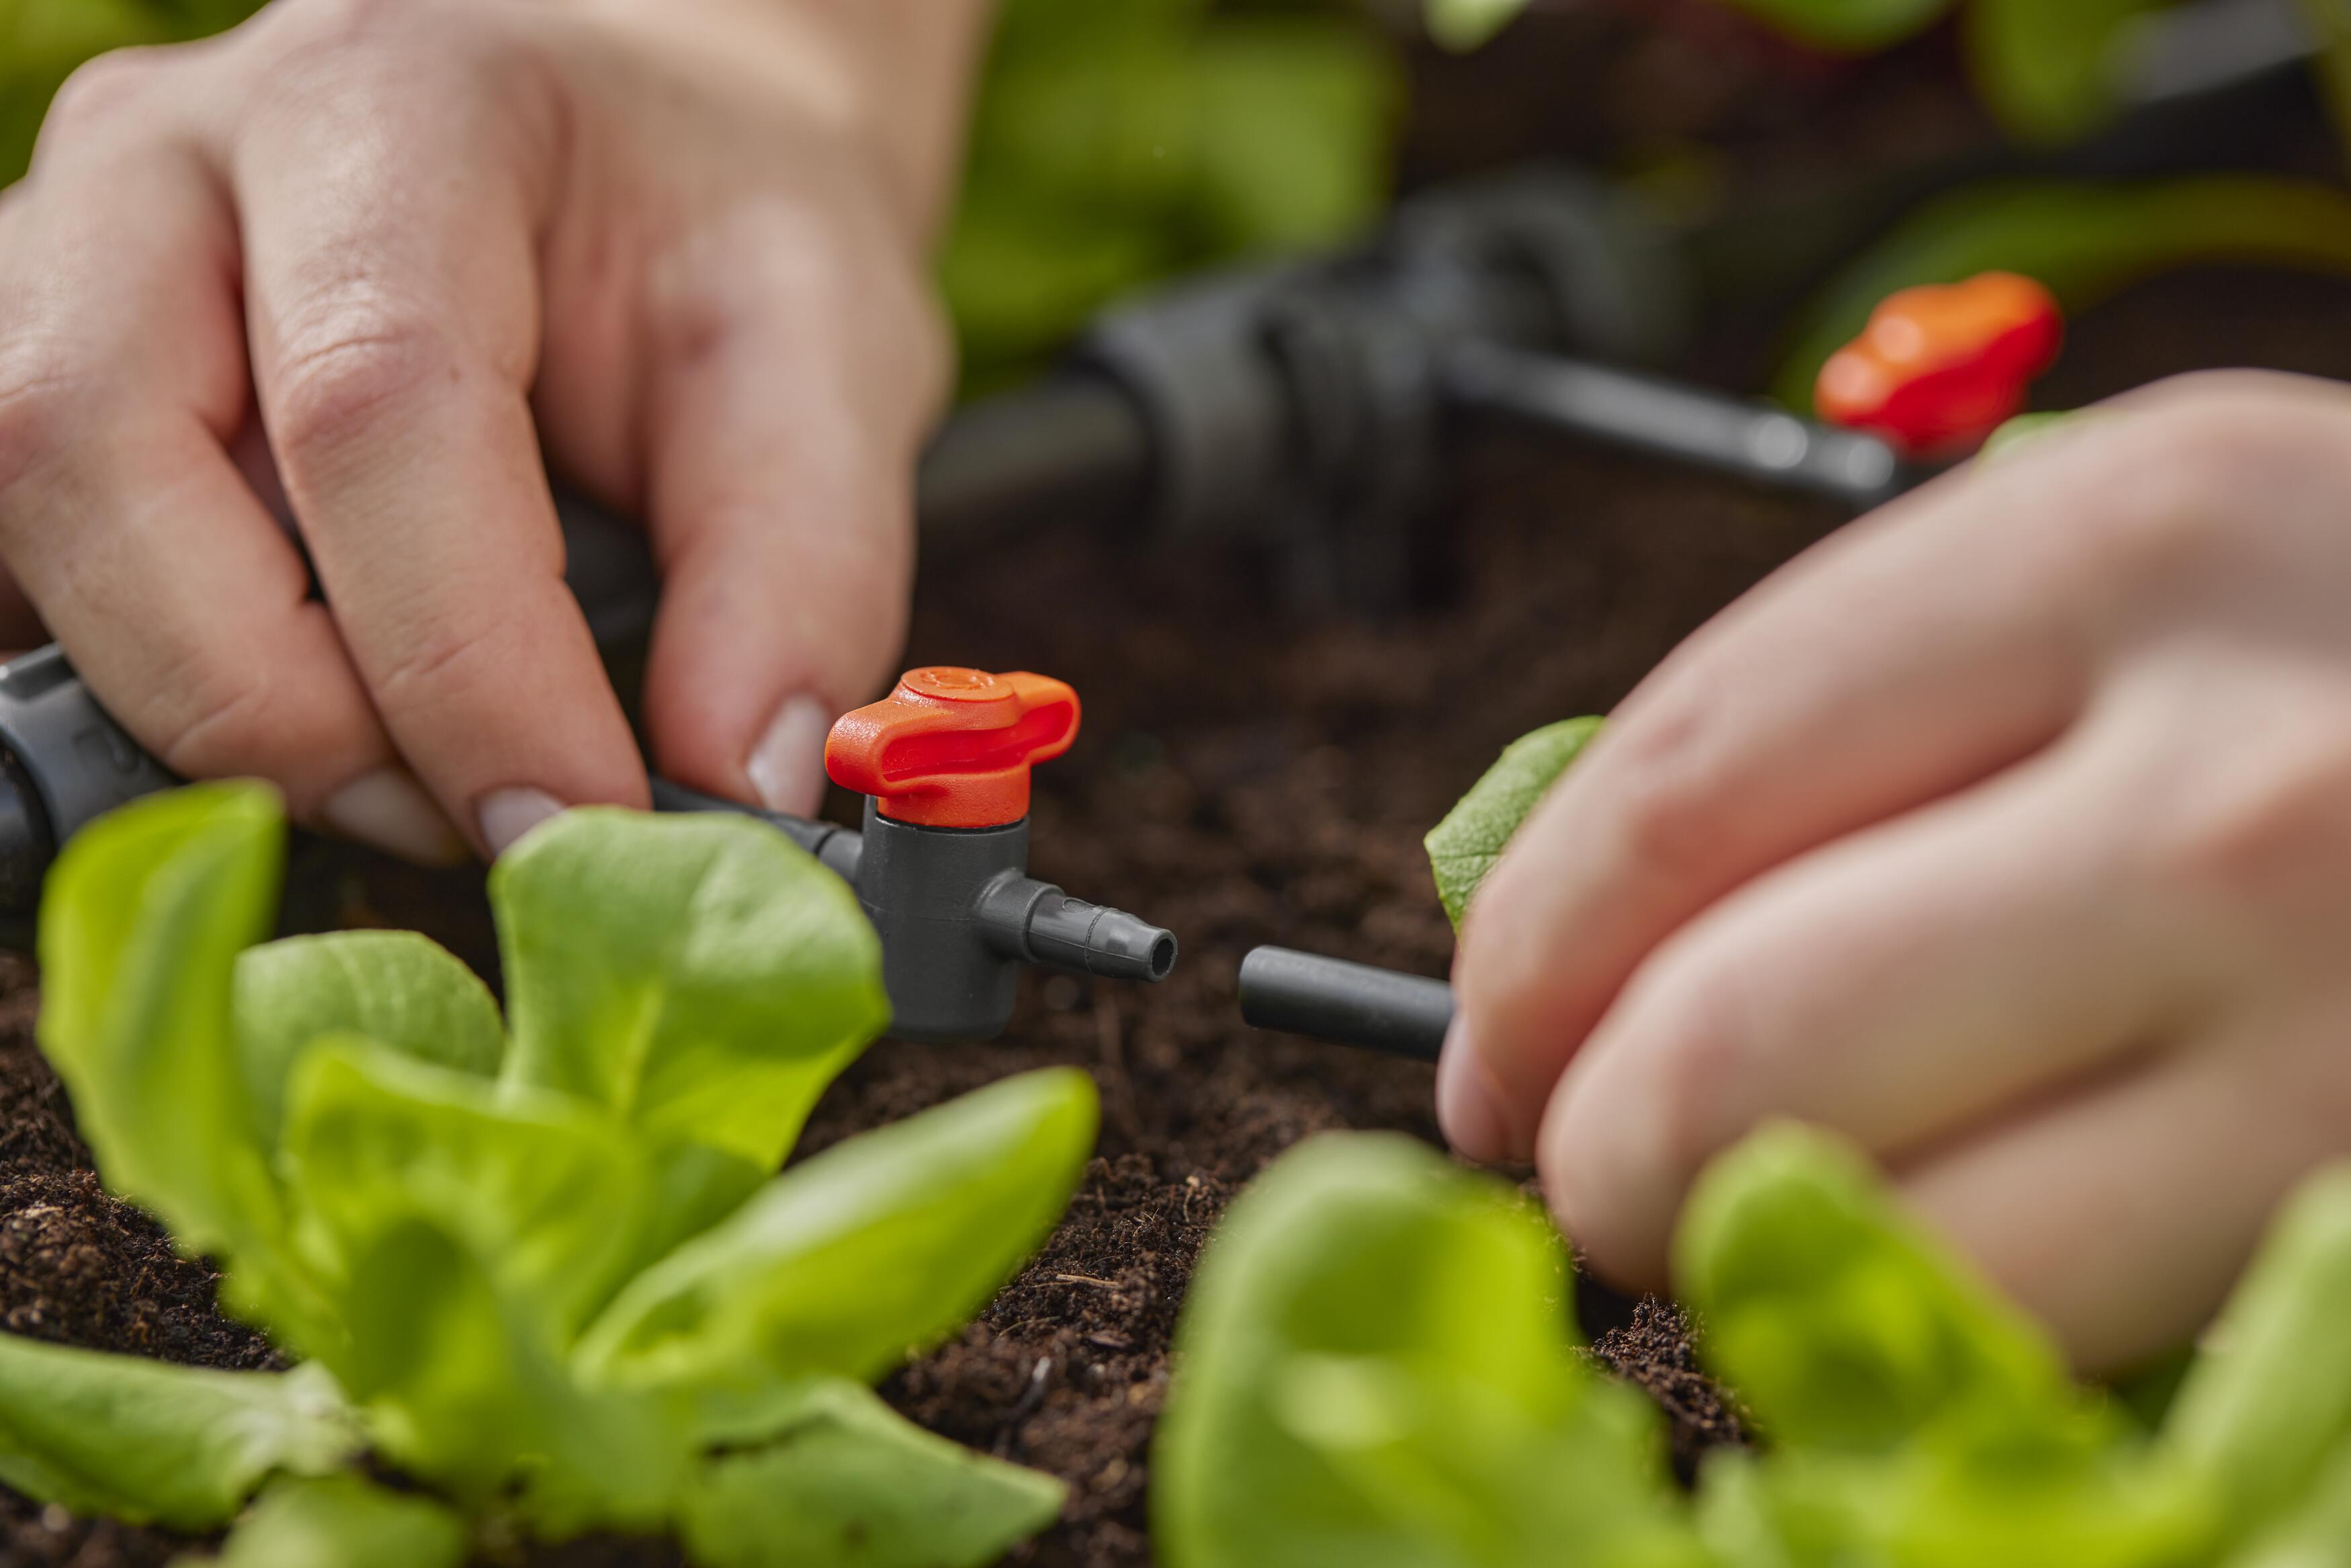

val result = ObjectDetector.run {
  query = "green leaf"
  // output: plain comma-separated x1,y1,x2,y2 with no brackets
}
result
234,930,504,1144
200,1474,466,1568
1965,0,2168,144
493,808,888,1170
1424,718,1603,928
2227,1432,2351,1568
328,1215,688,1525
0,1336,354,1531
36,784,299,1291
1680,1127,2220,1567
282,1038,652,1344
1424,0,1531,51
1674,1123,2087,1453
940,0,1394,387
1154,1133,1703,1568
1777,177,2351,408
633,1138,772,1275
1696,1440,2210,1568
1189,21,1397,255
578,1068,1098,1411
1976,410,2094,469
679,1378,1064,1568
2166,1165,2351,1543
1711,0,1955,53
2304,0,2351,172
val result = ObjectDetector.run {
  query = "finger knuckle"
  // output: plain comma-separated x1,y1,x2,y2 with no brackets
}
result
1602,697,1739,889
1628,955,1762,1180
40,48,172,141
258,0,550,137
372,618,507,716
274,0,426,52
2151,729,2351,928
265,300,454,456
154,672,279,778
0,339,76,514
2043,393,2320,595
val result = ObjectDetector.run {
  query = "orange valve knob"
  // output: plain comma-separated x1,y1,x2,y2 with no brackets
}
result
1814,271,2063,460
824,667,1081,830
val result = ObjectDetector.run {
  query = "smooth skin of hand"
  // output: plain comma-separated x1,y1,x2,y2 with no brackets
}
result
1444,370,2351,1373
0,0,985,860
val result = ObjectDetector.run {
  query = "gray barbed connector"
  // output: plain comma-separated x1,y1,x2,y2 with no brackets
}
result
821,666,1177,1043
1238,946,1453,1063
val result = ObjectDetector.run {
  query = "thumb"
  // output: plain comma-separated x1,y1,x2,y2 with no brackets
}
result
634,208,944,814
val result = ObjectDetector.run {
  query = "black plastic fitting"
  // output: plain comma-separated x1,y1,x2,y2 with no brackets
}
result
1439,341,1916,509
647,782,1174,1043
1237,945,1453,1063
0,647,175,917
854,807,1176,1042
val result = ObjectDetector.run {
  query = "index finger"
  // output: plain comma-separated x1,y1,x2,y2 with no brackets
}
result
222,28,646,855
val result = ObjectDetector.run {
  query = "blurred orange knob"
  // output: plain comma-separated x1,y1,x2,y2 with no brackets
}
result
1815,271,2063,458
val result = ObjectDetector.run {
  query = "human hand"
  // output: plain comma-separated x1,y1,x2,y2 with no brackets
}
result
0,0,982,859
1444,371,2351,1371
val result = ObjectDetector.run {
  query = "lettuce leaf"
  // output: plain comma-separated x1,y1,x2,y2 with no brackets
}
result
1675,1123,2093,1452
200,1473,466,1568
679,1378,1064,1568
2167,1166,2351,1546
1424,717,1602,929
0,1338,353,1530
1678,1124,2214,1567
37,781,286,1262
1154,1132,1704,1568
281,1038,652,1344
492,809,888,1170
579,1069,1099,1412
233,931,504,1142
327,1215,688,1526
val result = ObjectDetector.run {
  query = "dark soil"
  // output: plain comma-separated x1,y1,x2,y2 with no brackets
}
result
4,261,2351,1565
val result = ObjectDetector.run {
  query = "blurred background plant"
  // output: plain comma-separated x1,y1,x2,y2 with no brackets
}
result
0,0,1403,391
1438,0,2351,148
7,0,2351,394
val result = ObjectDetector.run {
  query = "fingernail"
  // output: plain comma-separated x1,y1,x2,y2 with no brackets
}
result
1435,1018,1512,1165
745,693,833,818
476,787,566,858
320,767,466,866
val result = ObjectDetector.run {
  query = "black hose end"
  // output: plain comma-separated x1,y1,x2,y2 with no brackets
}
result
1238,946,1453,1063
1023,891,1177,983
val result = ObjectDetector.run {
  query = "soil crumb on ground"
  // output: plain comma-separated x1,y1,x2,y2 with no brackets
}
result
1590,1299,1750,1485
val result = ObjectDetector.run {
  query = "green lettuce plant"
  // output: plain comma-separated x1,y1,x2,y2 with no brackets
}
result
1152,1132,1709,1568
6,781,1099,1565
1155,1120,2351,1568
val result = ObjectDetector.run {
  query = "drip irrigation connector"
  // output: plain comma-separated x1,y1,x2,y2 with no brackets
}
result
820,667,1177,1041
1238,945,1453,1063
0,652,1174,1045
